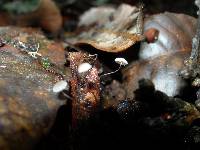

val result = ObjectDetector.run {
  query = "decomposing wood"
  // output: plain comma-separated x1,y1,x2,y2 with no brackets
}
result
68,51,100,128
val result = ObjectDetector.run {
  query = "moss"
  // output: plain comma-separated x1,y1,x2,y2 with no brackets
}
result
41,57,51,69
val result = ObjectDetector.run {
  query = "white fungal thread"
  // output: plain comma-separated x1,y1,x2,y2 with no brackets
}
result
28,43,42,58
13,39,42,59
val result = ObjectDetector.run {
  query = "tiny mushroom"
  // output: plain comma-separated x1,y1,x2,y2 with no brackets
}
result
78,62,92,73
53,80,69,93
101,57,128,77
114,58,128,66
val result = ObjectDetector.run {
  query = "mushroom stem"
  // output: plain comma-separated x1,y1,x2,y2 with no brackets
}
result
100,64,122,77
62,91,72,100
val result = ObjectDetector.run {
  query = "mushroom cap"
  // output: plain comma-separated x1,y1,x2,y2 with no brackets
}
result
78,62,92,73
53,80,68,93
114,58,128,66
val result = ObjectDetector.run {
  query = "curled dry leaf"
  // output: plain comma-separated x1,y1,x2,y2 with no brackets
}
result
68,52,100,128
0,27,66,149
122,12,197,99
66,4,144,52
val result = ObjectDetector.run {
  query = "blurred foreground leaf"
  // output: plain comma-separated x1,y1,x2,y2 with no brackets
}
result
0,27,66,150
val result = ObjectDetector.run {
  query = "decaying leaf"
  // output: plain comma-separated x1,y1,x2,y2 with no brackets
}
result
66,4,144,52
122,12,197,99
68,51,100,128
0,27,67,149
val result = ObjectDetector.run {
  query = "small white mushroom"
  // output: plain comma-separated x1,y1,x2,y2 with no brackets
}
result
114,58,128,66
78,62,92,73
101,57,128,77
53,80,69,93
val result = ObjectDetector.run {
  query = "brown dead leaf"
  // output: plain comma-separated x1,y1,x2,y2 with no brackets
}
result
66,4,144,52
